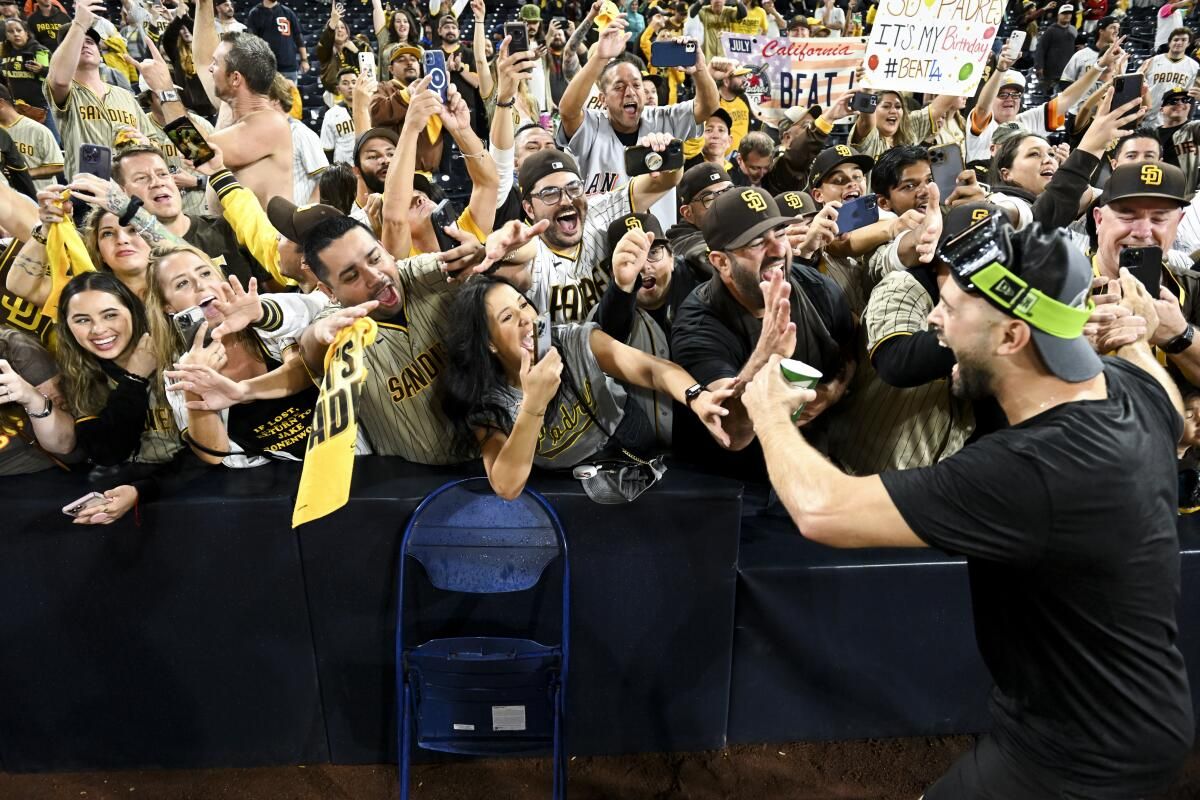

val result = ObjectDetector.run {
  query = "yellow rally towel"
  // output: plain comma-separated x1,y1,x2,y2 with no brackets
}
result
292,317,378,527
399,87,442,143
41,212,96,321
101,36,139,85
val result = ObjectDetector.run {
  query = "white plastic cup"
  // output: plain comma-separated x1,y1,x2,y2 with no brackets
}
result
779,358,822,422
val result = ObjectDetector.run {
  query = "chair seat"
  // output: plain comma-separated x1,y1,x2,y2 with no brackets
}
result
407,636,562,756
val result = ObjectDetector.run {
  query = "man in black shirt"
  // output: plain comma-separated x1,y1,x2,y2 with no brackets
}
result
666,162,733,281
27,0,70,51
246,0,307,81
741,220,1194,798
671,186,856,452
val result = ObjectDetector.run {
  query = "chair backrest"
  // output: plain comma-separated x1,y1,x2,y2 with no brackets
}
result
397,478,570,651
405,482,563,594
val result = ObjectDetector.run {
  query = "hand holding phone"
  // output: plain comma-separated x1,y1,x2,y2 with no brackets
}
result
850,91,878,114
624,139,684,176
162,116,215,166
835,194,879,235
504,21,530,53
929,144,965,202
63,492,107,518
357,50,376,83
1120,246,1162,299
78,144,112,181
423,49,449,102
1111,73,1143,112
534,313,552,362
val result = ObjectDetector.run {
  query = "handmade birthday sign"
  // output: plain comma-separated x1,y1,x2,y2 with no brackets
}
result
862,0,1003,96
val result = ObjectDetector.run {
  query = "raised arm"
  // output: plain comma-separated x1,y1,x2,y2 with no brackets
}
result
628,133,685,211
559,18,630,139
47,0,104,107
381,75,436,258
441,84,498,235
192,0,219,109
970,51,1013,130
692,49,722,123
563,4,600,78
471,0,494,100
1054,41,1122,114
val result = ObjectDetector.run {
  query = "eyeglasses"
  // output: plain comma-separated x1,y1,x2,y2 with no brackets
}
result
647,244,669,263
693,185,732,209
1166,97,1194,106
529,180,584,206
997,91,1023,100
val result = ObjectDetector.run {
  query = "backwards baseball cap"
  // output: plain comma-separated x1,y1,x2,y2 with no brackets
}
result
774,190,818,217
702,187,798,251
605,212,667,256
679,162,730,204
941,216,1101,382
518,149,581,196
354,126,399,168
808,144,874,189
268,197,345,245
1099,162,1189,207
59,22,101,47
519,3,542,21
437,13,458,27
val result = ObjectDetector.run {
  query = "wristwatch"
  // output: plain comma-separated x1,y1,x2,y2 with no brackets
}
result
1163,323,1195,355
25,393,52,419
158,89,180,103
684,383,705,407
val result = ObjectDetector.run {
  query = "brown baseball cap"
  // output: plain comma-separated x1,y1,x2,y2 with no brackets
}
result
702,187,798,251
267,198,345,245
1099,162,1189,207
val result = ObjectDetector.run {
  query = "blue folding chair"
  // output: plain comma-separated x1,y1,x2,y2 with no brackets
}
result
396,479,569,800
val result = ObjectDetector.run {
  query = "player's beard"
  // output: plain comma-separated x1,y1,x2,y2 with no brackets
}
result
362,169,386,194
950,355,995,401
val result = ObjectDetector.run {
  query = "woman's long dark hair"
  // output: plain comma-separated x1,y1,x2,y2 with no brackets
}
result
442,277,524,441
55,272,153,418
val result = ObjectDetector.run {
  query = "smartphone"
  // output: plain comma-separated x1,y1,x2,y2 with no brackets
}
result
424,49,449,103
534,312,552,362
551,16,566,30
357,49,376,83
504,21,530,53
1112,73,1143,111
1004,30,1026,60
162,115,215,167
430,198,469,271
835,194,879,235
172,304,209,350
850,91,878,114
624,139,684,177
928,143,965,202
78,144,111,181
62,491,107,518
1120,246,1162,298
650,39,698,69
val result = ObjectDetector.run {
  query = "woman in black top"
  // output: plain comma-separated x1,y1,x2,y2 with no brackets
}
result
0,19,49,112
55,273,190,525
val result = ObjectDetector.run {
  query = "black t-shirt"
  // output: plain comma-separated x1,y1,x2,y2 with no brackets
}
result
670,263,856,389
881,358,1194,795
27,8,70,51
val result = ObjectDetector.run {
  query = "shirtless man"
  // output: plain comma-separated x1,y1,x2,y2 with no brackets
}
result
146,0,294,208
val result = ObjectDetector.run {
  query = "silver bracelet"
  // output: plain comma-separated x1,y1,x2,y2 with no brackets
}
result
25,392,52,419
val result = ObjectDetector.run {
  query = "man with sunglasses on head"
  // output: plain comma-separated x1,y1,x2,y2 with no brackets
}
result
1155,87,1200,194
667,162,733,281
741,216,1194,800
515,139,683,324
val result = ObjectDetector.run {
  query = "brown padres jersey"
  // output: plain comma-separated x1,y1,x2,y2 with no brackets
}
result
317,254,474,464
826,269,973,475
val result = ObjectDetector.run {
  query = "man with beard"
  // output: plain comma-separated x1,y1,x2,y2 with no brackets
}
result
515,141,682,323
368,44,445,173
670,186,856,453
741,219,1194,800
717,65,755,153
181,7,295,207
350,127,395,231
542,17,570,108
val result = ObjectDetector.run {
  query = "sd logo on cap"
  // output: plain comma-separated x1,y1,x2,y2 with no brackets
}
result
1098,162,1188,207
1141,165,1163,187
742,190,768,212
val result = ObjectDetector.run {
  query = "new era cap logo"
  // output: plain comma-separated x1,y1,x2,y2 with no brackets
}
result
971,208,990,222
1141,165,1163,186
552,160,564,169
742,190,767,212
991,276,1022,303
835,145,853,157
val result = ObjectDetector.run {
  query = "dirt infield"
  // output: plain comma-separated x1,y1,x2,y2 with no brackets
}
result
2,737,1197,799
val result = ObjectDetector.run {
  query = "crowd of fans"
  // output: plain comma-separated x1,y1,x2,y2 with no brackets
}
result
2,0,1200,520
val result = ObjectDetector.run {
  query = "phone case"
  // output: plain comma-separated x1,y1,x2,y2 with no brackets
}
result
424,50,449,102
835,195,879,235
